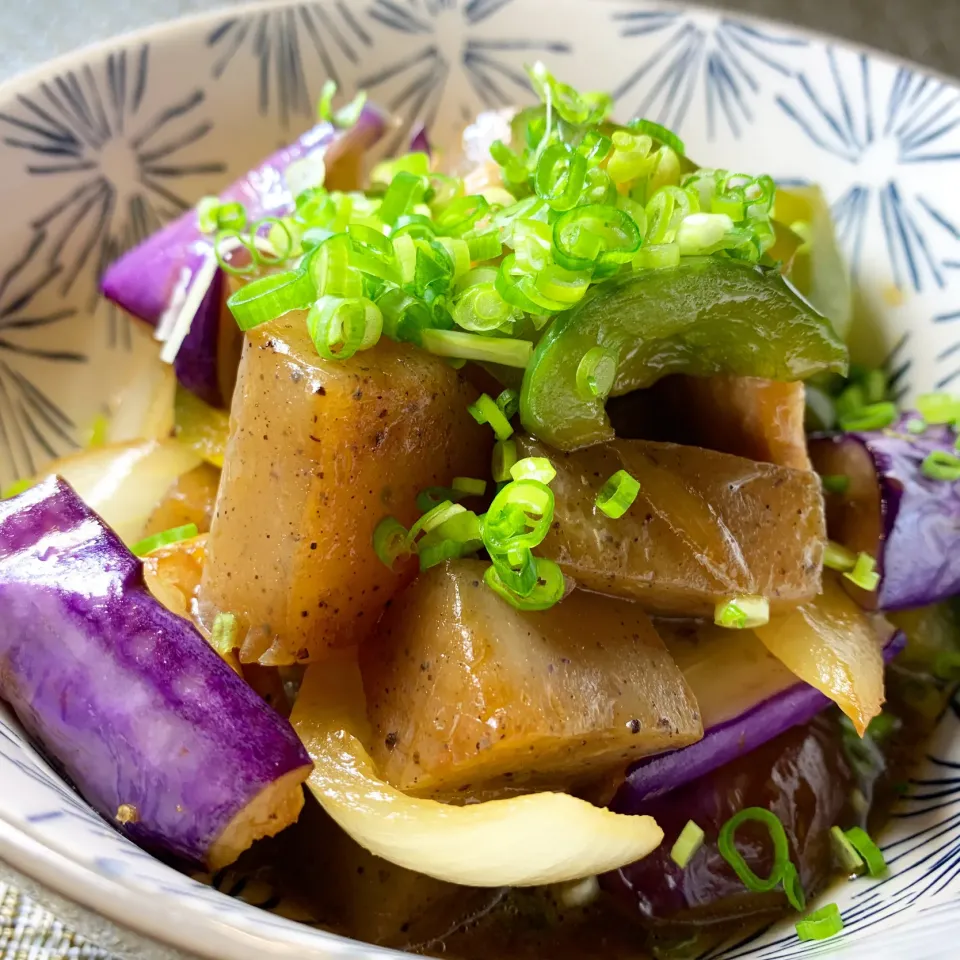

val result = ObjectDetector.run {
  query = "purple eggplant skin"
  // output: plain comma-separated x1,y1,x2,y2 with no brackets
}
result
811,414,960,610
0,477,312,869
602,715,855,930
409,123,432,157
617,631,904,807
100,106,386,406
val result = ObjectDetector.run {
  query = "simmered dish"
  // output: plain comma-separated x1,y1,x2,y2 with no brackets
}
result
3,65,960,958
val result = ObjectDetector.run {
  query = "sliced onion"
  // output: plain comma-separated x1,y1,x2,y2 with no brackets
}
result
41,440,202,545
754,576,892,735
291,656,663,887
105,352,177,444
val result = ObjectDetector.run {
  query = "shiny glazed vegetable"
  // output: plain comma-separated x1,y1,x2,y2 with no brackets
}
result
518,436,825,616
0,478,311,869
811,415,960,610
101,110,386,405
605,716,854,929
142,463,221,538
754,576,893,734
199,315,491,665
622,623,903,805
292,653,665,887
653,376,811,470
519,258,847,450
360,560,702,798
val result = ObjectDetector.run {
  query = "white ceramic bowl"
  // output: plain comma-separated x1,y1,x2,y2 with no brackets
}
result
2,1,960,957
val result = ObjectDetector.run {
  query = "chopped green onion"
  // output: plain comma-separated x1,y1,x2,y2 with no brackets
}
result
211,612,239,658
670,821,705,869
227,268,317,331
373,516,411,570
131,523,199,558
795,903,843,942
492,439,518,482
419,538,466,571
197,195,221,234
820,474,850,495
489,546,539,597
715,596,770,629
496,388,520,420
843,827,886,877
421,329,532,369
380,171,429,226
782,862,806,912
406,501,467,550
921,449,960,481
214,200,247,232
250,217,294,265
553,204,642,268
214,229,257,276
468,393,515,441
371,152,430,187
862,368,888,404
452,477,487,497
717,807,790,893
830,826,865,876
824,540,857,572
676,213,734,256
843,552,880,592
483,479,555,553
452,282,516,333
917,392,960,425
1,477,34,499
627,118,686,155
87,412,109,448
510,457,556,485
535,142,587,212
595,469,641,519
416,486,463,512
838,401,898,433
834,383,865,422
307,295,382,361
905,417,927,435
632,242,680,270
576,346,618,401
435,195,489,237
464,228,503,262
316,80,368,128
484,555,565,611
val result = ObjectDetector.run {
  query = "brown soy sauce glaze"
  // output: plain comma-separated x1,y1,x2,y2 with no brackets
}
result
219,657,949,960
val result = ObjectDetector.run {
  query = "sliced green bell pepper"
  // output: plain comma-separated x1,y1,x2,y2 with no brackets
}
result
519,256,848,451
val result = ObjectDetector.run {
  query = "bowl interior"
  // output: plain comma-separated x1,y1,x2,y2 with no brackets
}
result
2,1,960,958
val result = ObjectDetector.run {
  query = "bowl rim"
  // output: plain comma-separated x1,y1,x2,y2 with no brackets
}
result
2,0,960,957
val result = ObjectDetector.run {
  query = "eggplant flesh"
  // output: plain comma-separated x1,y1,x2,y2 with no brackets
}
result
0,477,311,869
811,415,960,610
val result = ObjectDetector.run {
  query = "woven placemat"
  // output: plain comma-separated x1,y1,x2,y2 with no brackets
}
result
1,881,111,959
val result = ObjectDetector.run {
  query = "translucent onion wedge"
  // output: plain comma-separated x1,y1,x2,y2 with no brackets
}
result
105,351,177,444
40,440,202,545
753,576,891,735
291,657,664,887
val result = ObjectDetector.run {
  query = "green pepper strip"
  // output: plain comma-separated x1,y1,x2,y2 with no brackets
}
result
519,257,848,451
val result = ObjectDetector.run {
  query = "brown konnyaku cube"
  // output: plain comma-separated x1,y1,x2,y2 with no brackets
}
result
199,316,491,664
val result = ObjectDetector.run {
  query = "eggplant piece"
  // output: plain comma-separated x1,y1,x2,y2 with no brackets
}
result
359,560,702,799
101,110,386,405
198,316,492,665
517,435,825,617
603,716,855,930
0,478,311,869
810,415,960,609
618,628,904,806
